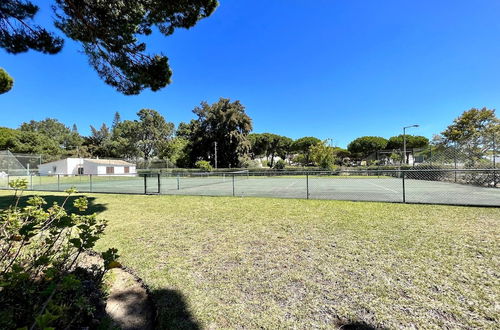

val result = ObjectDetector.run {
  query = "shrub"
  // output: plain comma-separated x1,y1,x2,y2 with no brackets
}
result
238,156,261,168
273,159,286,170
0,179,119,329
195,160,213,172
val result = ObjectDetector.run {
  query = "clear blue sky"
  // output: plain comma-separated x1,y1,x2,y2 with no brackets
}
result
1,0,500,147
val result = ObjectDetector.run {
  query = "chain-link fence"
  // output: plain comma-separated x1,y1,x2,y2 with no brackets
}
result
2,169,499,206
0,150,42,176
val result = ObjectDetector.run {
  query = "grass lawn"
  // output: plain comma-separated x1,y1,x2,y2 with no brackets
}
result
1,190,499,329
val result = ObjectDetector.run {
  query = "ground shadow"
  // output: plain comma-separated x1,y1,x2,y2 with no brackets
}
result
336,320,384,330
151,289,200,330
0,192,107,214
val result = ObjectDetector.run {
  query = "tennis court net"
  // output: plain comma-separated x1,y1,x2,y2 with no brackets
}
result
171,170,249,190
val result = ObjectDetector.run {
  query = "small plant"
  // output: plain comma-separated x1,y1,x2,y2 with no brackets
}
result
273,159,286,170
0,178,119,329
195,160,213,172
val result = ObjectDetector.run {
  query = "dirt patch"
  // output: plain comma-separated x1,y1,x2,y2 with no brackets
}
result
80,253,155,330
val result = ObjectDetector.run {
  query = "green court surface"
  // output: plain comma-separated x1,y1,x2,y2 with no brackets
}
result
1,174,499,206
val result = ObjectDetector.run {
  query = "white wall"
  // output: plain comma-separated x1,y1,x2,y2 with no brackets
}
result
67,158,84,175
95,165,136,175
39,159,136,176
83,162,100,175
38,159,69,175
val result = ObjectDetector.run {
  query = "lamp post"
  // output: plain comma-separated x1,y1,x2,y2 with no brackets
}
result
403,125,419,165
214,141,218,169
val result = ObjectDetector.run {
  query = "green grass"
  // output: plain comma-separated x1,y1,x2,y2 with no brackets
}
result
1,191,499,329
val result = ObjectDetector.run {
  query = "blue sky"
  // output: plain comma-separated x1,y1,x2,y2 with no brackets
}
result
1,0,500,147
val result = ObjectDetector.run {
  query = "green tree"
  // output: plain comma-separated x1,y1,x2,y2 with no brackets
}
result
111,120,141,159
291,137,321,165
0,127,19,150
158,137,189,167
111,109,174,161
248,133,268,159
85,123,112,157
135,109,174,161
331,147,351,165
0,67,14,94
112,111,121,130
440,107,500,165
19,118,83,156
183,98,253,168
0,1,218,94
386,135,429,150
310,140,336,170
347,136,388,159
249,133,290,167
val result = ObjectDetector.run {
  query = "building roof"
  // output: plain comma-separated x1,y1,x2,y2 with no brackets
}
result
84,159,135,166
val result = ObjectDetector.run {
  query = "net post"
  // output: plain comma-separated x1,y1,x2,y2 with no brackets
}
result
402,170,406,203
306,172,309,199
177,175,180,190
157,173,161,194
57,174,60,191
30,174,33,190
144,175,147,194
6,174,9,189
90,174,93,193
232,174,235,196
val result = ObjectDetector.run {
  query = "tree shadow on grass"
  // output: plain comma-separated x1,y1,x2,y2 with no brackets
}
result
336,320,384,330
101,285,199,329
151,289,200,330
0,193,107,214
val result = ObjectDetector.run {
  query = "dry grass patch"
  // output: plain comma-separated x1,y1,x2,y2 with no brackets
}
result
1,191,498,329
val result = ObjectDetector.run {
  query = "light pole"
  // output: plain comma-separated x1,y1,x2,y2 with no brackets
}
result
403,125,419,165
214,141,218,169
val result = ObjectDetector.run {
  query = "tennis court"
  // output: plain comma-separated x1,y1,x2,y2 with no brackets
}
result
2,170,499,206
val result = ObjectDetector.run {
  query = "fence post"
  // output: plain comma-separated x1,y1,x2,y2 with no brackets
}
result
454,142,458,183
306,172,309,199
90,174,93,193
232,174,235,197
402,170,406,203
144,175,147,194
57,174,60,191
157,173,161,194
493,134,497,187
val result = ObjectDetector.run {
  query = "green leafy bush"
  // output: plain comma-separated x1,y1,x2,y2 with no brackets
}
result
273,159,286,170
195,160,213,172
0,179,119,329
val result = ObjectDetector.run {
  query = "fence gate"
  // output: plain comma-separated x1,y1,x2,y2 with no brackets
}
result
143,174,160,194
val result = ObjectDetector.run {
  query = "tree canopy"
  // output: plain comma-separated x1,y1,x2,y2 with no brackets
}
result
291,136,321,165
19,118,83,152
310,140,336,170
0,68,14,94
440,107,499,163
249,133,293,167
386,135,429,150
181,98,253,168
347,136,388,158
0,0,218,94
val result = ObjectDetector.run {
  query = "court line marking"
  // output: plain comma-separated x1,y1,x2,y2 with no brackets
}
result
366,181,399,193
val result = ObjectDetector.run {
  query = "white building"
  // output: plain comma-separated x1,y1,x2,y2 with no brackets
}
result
38,158,136,176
